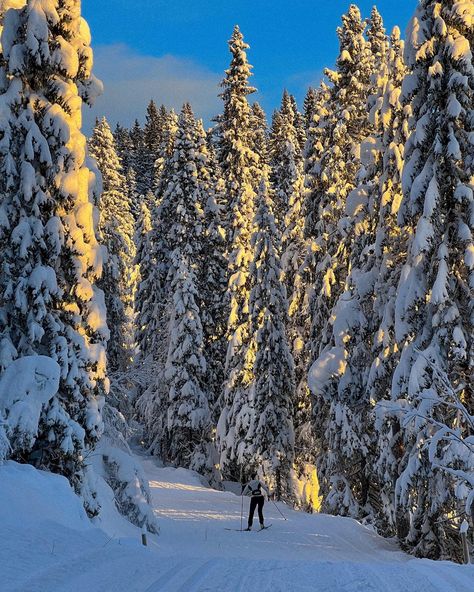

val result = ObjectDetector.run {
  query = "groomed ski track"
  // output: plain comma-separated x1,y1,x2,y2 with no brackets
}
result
2,455,473,592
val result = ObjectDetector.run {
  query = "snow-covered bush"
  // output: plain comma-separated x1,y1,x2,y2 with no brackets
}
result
95,403,159,534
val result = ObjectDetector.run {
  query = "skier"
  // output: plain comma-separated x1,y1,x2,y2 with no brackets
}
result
242,475,270,531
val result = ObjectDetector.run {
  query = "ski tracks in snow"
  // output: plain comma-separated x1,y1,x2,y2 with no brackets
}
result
143,559,218,592
140,457,474,592
4,457,473,592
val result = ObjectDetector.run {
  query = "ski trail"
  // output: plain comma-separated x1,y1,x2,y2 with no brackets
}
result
139,456,474,592
143,559,216,592
3,457,473,592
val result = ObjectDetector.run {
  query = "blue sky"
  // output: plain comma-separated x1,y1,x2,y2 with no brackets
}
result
82,1,418,131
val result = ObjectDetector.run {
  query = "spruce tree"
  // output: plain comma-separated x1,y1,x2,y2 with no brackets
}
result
137,105,215,466
289,94,306,152
303,82,331,241
294,82,331,473
250,101,268,170
129,120,150,198
249,180,295,498
165,257,210,472
134,197,153,358
267,90,309,478
144,100,168,192
308,13,390,518
307,5,387,517
89,118,136,374
269,90,304,226
125,166,140,220
308,5,373,356
216,26,260,481
303,87,318,130
367,27,410,534
390,0,474,558
0,0,108,515
155,108,179,198
133,112,178,372
197,126,228,423
366,6,387,71
114,123,133,173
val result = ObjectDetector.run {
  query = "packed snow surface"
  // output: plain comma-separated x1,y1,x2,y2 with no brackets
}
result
1,456,473,592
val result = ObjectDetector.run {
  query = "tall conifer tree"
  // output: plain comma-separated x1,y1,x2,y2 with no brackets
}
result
216,26,260,481
89,118,136,374
0,0,108,515
249,180,295,498
390,0,474,558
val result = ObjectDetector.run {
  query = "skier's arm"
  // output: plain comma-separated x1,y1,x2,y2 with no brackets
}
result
260,481,270,496
241,482,250,496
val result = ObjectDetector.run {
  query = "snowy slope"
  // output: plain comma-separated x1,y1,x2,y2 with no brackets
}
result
1,458,473,592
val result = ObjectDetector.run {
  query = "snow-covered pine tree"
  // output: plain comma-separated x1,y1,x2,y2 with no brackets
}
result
89,117,136,374
134,197,153,358
307,5,390,518
307,5,374,358
124,166,140,220
366,27,410,535
196,125,228,426
144,100,162,156
267,89,310,479
250,101,268,170
388,0,474,559
289,94,306,153
129,119,151,198
163,106,216,470
112,124,143,219
249,179,295,499
165,253,210,472
132,113,178,376
215,26,260,481
307,13,390,520
137,105,216,468
134,111,177,356
114,123,133,173
291,82,332,474
303,86,318,130
269,90,304,226
143,100,168,192
366,5,387,74
303,82,330,242
155,108,178,198
0,0,108,515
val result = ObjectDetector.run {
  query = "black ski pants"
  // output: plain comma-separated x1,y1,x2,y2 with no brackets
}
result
248,495,264,527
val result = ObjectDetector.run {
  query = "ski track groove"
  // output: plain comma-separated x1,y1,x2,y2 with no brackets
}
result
143,559,216,592
142,562,184,592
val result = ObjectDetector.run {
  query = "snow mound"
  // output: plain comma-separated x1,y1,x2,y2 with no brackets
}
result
0,461,89,531
0,356,60,454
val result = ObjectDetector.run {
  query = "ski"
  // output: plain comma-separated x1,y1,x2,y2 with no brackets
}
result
225,524,272,532
224,525,272,532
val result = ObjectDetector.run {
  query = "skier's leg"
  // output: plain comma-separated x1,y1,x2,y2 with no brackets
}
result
248,497,257,529
258,497,265,527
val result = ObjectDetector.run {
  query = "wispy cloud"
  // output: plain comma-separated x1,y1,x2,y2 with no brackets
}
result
84,44,222,133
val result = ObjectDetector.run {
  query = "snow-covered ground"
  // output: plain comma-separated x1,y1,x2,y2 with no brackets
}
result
1,456,473,592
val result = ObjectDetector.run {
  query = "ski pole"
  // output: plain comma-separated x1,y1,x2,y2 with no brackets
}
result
272,499,288,521
240,493,244,531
